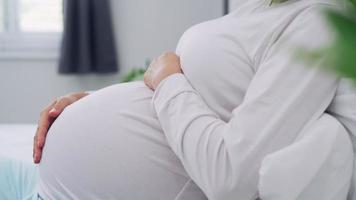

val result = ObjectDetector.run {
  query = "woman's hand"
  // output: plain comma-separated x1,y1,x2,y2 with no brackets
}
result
33,92,89,164
144,52,183,90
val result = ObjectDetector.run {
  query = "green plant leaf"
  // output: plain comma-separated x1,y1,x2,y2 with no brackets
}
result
326,10,356,38
121,68,146,83
350,0,356,8
324,9,356,79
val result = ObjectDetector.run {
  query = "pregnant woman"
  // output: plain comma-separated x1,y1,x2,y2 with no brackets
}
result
2,0,356,199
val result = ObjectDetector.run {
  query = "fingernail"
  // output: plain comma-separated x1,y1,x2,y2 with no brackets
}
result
49,108,56,113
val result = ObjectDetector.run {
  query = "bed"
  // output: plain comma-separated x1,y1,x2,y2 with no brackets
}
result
0,124,37,163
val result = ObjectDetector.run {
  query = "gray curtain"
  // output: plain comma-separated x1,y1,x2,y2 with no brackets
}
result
59,0,118,74
224,0,229,14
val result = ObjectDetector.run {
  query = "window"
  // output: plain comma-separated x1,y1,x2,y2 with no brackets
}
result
0,0,4,32
20,0,63,32
0,0,63,59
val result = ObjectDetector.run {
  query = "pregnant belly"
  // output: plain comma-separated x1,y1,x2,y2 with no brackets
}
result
38,82,206,200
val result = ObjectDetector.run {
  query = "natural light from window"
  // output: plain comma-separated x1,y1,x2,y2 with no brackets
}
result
0,0,4,32
19,0,63,32
0,0,63,58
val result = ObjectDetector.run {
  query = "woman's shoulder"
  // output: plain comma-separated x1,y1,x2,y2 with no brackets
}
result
248,0,342,72
260,0,341,49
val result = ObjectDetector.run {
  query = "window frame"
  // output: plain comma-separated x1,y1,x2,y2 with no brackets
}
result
0,0,62,60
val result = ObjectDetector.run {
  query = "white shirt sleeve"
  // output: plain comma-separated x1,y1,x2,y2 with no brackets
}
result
151,7,339,200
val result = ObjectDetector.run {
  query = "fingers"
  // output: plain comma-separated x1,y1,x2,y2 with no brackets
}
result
33,93,88,164
48,97,72,118
33,133,44,164
33,100,57,163
144,59,157,90
33,135,37,161
144,69,153,90
34,119,55,163
144,52,182,90
36,117,54,149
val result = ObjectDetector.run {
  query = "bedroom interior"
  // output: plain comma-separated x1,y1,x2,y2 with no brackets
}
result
0,0,224,167
0,0,224,123
0,0,355,199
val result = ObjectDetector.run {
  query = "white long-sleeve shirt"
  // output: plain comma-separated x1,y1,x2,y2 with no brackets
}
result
152,0,355,199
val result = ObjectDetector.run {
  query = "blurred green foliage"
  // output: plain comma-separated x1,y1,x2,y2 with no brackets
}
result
121,68,146,83
322,1,356,81
121,59,150,83
273,0,356,82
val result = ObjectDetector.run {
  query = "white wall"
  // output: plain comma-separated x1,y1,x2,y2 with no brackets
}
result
111,0,223,73
0,0,223,123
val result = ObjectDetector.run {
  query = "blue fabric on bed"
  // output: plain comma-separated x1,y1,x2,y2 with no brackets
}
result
0,157,39,200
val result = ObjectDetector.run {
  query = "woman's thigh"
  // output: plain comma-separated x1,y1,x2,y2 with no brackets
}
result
0,157,39,200
38,82,206,200
259,113,353,200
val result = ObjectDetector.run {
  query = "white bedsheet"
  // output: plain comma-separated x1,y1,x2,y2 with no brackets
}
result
0,124,36,163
